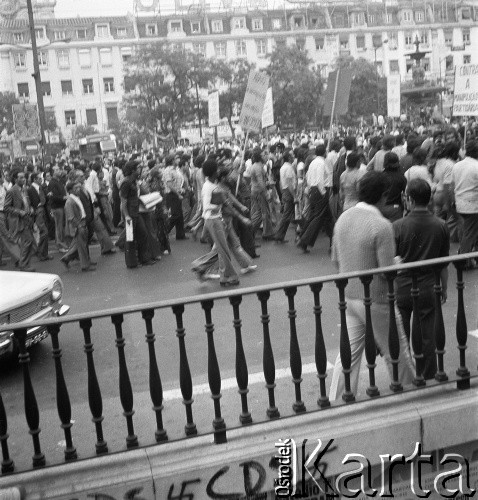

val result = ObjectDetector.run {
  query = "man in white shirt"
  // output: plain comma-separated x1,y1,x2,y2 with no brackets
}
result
0,170,20,266
297,144,334,253
451,139,478,269
274,149,296,242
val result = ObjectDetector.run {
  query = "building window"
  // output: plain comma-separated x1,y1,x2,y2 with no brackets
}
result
65,110,76,126
104,78,114,93
444,30,453,46
100,48,112,66
106,107,119,129
252,18,263,31
275,38,286,49
310,16,325,28
315,36,325,50
385,13,393,24
420,32,428,44
17,83,29,99
235,40,247,57
170,21,182,32
146,24,157,36
352,12,364,25
57,49,70,68
211,20,223,33
83,78,94,94
402,11,412,22
339,35,349,50
256,39,267,56
54,31,67,41
96,24,109,38
272,18,282,30
463,55,471,64
423,58,430,72
121,47,132,62
445,55,454,70
192,43,206,55
38,51,48,68
190,21,201,34
78,48,91,67
13,52,26,68
333,14,345,27
389,60,400,73
214,42,226,58
13,32,24,43
415,11,424,22
461,8,471,20
233,17,246,29
463,29,470,45
293,16,304,28
76,29,87,39
86,109,98,126
116,27,127,37
388,32,398,49
296,37,306,51
41,81,51,97
405,33,413,46
35,28,46,40
356,35,365,49
61,80,73,95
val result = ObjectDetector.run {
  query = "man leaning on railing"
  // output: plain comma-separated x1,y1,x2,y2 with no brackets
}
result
329,171,415,400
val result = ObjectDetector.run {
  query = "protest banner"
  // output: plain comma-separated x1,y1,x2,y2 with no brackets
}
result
452,64,478,116
261,87,274,129
239,70,270,133
387,74,401,118
208,91,220,127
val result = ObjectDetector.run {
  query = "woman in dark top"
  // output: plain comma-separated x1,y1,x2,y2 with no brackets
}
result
382,152,407,222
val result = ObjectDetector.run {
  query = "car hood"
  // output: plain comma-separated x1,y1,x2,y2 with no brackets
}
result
0,271,61,313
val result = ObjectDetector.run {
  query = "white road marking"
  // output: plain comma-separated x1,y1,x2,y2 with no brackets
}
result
163,361,334,401
468,329,478,339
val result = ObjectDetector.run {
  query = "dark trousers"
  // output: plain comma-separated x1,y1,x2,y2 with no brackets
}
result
132,216,153,264
34,207,49,259
62,223,90,269
298,187,333,248
17,225,35,269
166,192,185,239
233,216,256,258
458,213,478,263
274,189,295,241
396,276,437,380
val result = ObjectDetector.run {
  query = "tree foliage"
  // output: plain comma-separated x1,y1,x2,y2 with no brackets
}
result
335,55,387,119
71,125,100,139
0,91,20,135
267,45,323,130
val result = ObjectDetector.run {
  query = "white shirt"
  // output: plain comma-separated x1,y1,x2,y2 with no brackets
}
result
69,193,86,219
201,179,221,220
452,156,478,214
85,170,99,202
306,156,326,195
324,150,339,188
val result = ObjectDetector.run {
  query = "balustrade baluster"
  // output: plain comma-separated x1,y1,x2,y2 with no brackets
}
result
201,300,227,444
229,295,252,424
111,314,138,448
142,309,168,443
411,272,426,387
284,287,305,413
172,305,197,436
48,324,77,461
0,390,14,473
454,261,471,390
386,272,403,392
361,276,379,397
335,280,354,402
79,319,108,455
433,266,448,382
310,283,330,408
257,291,280,418
14,328,45,467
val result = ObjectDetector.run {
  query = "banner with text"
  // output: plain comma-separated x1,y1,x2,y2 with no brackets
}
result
452,64,478,116
208,91,220,127
261,87,274,129
239,70,270,133
387,75,401,118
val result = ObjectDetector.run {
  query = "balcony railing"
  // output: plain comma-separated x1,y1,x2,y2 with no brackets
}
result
0,252,477,474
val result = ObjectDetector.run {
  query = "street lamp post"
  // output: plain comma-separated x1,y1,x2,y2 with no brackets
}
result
374,39,388,116
26,0,47,154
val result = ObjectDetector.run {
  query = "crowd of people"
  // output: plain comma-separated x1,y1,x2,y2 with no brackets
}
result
1,119,478,395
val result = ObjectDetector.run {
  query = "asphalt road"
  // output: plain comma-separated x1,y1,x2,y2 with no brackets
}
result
1,230,478,470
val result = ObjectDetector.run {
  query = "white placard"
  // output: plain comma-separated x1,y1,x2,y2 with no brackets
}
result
239,70,270,133
261,87,274,129
387,75,401,118
208,91,220,127
452,64,478,116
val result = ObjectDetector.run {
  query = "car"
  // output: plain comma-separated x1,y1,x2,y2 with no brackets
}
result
0,271,70,361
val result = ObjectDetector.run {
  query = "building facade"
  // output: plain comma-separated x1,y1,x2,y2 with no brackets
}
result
0,0,477,138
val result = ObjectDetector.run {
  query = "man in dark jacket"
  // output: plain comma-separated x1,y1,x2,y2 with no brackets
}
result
28,172,52,261
47,165,68,252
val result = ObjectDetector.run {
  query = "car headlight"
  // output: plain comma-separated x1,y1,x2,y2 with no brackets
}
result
51,280,63,302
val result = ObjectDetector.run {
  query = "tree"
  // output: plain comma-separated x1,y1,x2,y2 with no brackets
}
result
266,45,323,130
335,55,387,120
215,59,254,138
0,91,20,135
71,124,99,139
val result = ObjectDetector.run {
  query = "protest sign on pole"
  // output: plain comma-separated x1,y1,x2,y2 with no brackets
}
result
239,70,270,133
261,87,274,129
387,75,401,118
208,91,220,127
452,64,478,116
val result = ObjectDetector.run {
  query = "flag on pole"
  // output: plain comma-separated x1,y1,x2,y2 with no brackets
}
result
322,68,353,117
